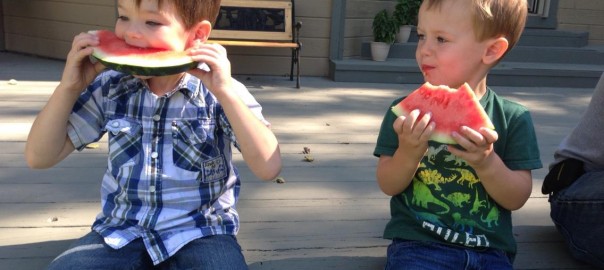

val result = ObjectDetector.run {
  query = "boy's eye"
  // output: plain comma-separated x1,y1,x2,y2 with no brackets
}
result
437,37,447,43
146,21,162,26
117,16,129,21
417,34,425,40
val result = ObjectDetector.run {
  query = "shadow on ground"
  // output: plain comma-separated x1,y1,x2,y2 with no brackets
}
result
0,239,72,269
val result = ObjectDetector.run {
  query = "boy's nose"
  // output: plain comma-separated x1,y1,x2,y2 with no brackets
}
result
417,42,431,57
124,26,143,40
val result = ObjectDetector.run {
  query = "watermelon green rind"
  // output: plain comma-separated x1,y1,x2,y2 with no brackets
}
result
431,133,458,145
390,82,494,144
391,103,407,118
92,55,197,76
90,30,197,76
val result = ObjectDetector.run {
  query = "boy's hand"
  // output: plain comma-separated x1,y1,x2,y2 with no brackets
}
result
393,109,435,160
60,32,105,92
187,41,233,98
449,126,499,169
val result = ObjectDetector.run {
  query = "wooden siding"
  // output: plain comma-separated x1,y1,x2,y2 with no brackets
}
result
2,0,601,78
338,0,604,59
0,0,332,77
2,0,115,59
343,0,396,59
558,0,604,45
227,0,332,77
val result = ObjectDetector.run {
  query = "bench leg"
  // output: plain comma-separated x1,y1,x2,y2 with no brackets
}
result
296,48,300,89
290,49,295,82
290,47,301,88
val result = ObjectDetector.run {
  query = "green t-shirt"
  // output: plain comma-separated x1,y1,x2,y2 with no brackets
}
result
373,88,542,256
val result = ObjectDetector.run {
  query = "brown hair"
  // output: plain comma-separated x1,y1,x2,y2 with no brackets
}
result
133,0,222,29
422,0,527,56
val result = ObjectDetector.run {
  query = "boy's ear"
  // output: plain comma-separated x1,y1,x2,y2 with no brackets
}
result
483,37,509,65
189,20,213,45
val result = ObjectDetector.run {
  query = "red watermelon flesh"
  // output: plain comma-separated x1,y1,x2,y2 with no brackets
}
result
391,82,494,144
90,30,197,76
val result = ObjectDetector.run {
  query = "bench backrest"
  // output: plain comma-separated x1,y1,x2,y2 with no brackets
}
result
210,0,295,42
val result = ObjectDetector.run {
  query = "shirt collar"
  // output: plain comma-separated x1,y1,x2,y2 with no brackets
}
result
120,73,201,98
479,87,492,107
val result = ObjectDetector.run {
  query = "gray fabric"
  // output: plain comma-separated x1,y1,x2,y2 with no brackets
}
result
553,72,604,172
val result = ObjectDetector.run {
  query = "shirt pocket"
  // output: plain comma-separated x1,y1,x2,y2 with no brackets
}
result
171,120,229,183
105,118,142,168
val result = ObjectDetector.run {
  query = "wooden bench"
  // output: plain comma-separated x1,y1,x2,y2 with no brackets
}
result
209,0,302,88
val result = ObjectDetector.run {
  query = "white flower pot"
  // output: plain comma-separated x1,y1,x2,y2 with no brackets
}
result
396,25,412,43
370,42,391,61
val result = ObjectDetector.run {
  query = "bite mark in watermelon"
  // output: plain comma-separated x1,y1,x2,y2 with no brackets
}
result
90,30,197,76
391,82,494,144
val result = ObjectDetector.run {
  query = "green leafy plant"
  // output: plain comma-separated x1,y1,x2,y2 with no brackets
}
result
372,9,397,44
393,0,422,26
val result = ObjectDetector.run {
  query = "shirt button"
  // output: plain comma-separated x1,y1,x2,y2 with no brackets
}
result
149,185,156,193
153,115,161,121
151,152,159,159
111,121,120,128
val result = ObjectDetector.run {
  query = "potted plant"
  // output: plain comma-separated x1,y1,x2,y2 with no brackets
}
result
393,0,421,43
371,9,397,61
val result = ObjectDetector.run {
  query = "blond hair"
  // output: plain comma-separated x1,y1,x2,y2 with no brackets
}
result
422,0,527,56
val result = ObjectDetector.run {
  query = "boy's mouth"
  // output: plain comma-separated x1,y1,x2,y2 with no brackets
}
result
421,65,435,72
421,65,435,76
122,38,153,51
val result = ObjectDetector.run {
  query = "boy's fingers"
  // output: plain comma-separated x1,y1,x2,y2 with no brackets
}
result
93,61,107,73
402,110,419,133
480,127,498,144
417,111,431,131
393,116,406,134
459,126,489,146
419,122,435,141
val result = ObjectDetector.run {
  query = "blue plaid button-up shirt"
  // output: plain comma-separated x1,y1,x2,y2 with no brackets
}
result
67,71,266,265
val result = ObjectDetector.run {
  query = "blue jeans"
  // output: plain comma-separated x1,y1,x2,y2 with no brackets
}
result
385,239,513,270
47,231,248,270
550,170,604,268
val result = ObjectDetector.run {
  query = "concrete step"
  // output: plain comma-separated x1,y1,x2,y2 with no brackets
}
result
361,43,604,65
399,28,589,48
338,29,601,88
331,58,604,88
518,28,589,47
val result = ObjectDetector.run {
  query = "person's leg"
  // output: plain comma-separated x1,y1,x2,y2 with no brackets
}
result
47,231,153,270
471,248,513,270
384,239,466,270
550,171,604,268
159,234,247,270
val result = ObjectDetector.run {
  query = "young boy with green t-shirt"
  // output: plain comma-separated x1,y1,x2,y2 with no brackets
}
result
373,0,542,268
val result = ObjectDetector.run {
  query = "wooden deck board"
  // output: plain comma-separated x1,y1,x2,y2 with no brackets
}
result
0,52,599,269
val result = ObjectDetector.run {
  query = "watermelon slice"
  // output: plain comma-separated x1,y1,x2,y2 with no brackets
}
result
90,30,197,76
391,82,494,144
